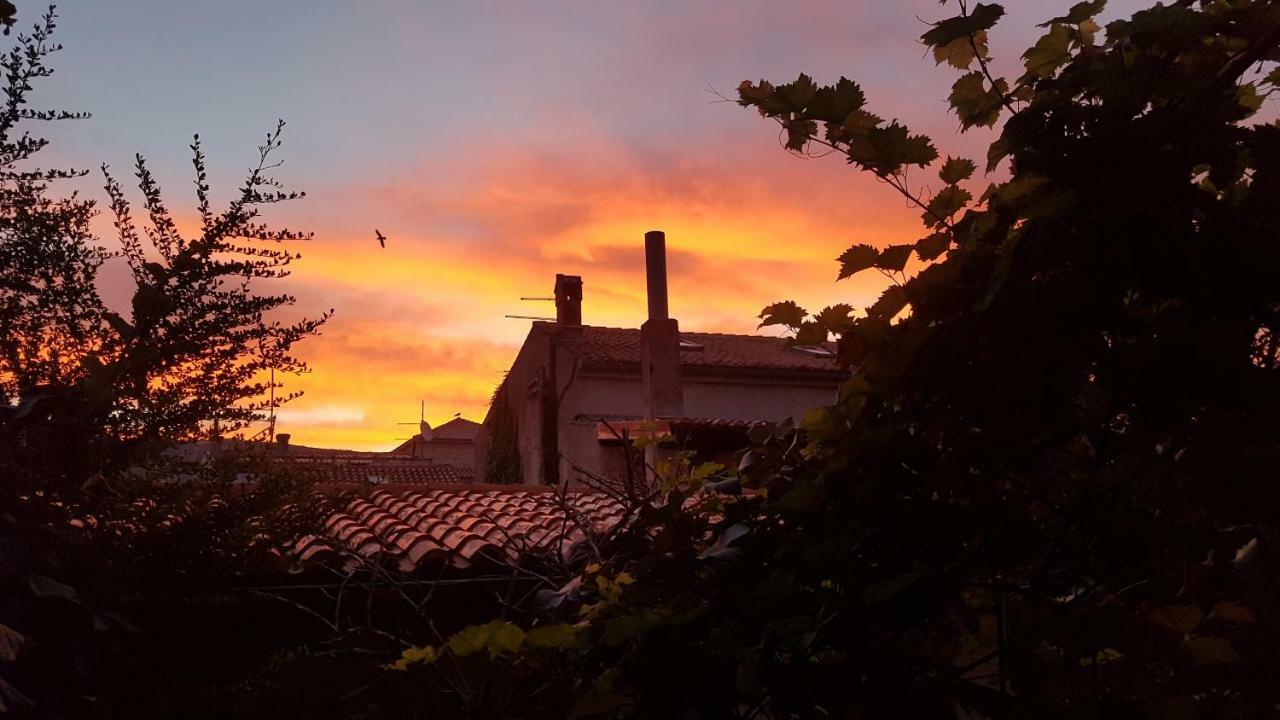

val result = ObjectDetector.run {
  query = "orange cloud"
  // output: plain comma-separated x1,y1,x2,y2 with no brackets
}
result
268,132,933,449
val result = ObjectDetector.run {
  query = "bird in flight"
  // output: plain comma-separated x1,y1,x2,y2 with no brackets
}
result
375,229,387,248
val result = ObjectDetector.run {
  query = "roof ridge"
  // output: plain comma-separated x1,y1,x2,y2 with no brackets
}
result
534,321,797,341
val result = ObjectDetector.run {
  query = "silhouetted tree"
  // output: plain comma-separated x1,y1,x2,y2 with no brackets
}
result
0,7,335,717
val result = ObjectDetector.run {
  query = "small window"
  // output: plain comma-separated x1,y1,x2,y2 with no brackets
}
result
679,338,704,351
792,344,835,358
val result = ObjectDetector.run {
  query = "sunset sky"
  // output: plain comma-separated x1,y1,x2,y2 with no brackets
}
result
34,0,1147,449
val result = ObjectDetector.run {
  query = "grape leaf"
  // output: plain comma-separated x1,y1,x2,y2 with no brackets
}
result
933,30,989,70
737,79,789,116
795,321,829,346
921,4,1006,49
776,73,817,112
875,244,914,272
939,156,977,184
915,232,952,261
868,284,909,321
815,304,855,334
837,244,880,279
758,300,808,329
1022,24,1073,81
1185,635,1241,666
949,72,1007,129
1042,0,1106,26
842,110,884,135
924,185,973,227
1237,83,1263,115
846,122,938,174
806,77,866,123
786,118,817,151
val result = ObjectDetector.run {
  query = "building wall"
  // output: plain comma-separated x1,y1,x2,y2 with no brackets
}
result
419,441,475,470
476,324,841,487
556,367,838,487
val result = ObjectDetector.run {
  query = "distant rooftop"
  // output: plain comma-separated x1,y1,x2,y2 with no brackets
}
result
531,322,843,374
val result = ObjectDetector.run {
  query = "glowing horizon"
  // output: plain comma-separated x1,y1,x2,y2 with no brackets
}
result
36,0,1149,450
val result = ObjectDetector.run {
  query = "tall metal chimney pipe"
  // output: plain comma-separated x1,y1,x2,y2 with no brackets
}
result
644,230,668,321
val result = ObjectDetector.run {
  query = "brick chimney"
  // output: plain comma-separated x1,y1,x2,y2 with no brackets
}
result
640,230,684,420
555,274,583,327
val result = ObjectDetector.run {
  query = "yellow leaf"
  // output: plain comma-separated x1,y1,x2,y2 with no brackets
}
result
1078,647,1124,666
1210,601,1255,626
932,31,989,70
1185,635,1241,665
1150,604,1203,635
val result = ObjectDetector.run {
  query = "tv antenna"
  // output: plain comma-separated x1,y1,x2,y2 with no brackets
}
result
505,294,555,321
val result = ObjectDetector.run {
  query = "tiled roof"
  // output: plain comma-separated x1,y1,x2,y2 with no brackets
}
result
391,417,481,455
534,323,842,374
296,486,627,571
303,462,474,485
432,417,481,442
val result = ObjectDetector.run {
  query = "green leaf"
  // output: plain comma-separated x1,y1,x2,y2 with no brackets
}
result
785,117,818,151
915,232,952,261
932,30,989,71
846,122,938,174
775,73,817,111
939,156,977,184
447,619,526,658
1209,601,1255,626
806,77,866,123
868,284,909,321
921,4,1005,49
1237,83,1263,115
1185,635,1241,666
604,609,673,646
814,304,855,334
1077,18,1101,46
949,72,1007,129
794,321,828,346
1043,0,1105,26
737,79,789,116
388,644,438,670
758,300,808,329
923,185,973,227
837,244,880,280
1022,24,1073,81
525,623,583,650
875,244,914,272
1266,68,1280,86
842,110,883,135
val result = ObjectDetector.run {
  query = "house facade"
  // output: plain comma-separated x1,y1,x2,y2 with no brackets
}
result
476,232,847,487
390,416,480,471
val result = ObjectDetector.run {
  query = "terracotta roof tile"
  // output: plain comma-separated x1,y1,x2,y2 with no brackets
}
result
298,486,628,572
307,462,474,485
431,417,481,442
535,322,842,374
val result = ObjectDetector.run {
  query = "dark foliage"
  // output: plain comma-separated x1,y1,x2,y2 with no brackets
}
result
484,379,523,484
0,7,335,716
374,2,1280,718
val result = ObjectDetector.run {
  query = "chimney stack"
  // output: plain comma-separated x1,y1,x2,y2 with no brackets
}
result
555,274,583,327
275,433,291,455
640,231,684,421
